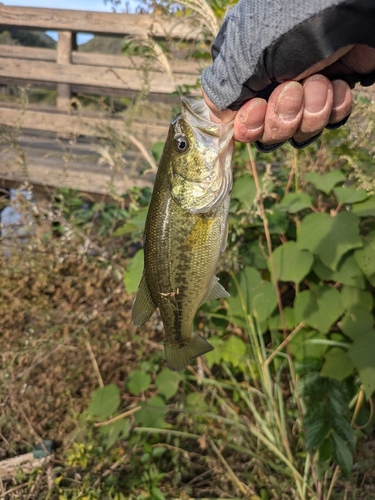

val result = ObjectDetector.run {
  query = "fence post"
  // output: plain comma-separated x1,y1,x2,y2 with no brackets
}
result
56,31,76,113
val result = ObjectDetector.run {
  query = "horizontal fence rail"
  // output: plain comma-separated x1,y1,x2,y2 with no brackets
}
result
0,5,201,39
0,57,199,94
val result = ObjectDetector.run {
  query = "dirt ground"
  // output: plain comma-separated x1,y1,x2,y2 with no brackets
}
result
0,231,375,499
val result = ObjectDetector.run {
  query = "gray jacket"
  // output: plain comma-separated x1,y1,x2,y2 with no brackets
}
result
201,0,375,111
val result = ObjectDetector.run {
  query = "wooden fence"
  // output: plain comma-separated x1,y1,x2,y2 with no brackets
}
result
0,6,208,195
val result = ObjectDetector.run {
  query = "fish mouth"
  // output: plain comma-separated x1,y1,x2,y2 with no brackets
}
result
181,97,234,143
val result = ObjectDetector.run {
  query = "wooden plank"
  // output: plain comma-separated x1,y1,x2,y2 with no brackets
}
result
0,133,155,194
0,106,169,142
0,77,181,102
0,45,56,61
71,52,203,75
0,76,56,90
0,151,153,195
0,45,203,75
0,6,200,39
0,57,199,94
57,32,76,112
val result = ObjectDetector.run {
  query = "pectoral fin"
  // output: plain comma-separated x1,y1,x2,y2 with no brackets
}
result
203,276,230,303
132,274,156,327
165,333,214,371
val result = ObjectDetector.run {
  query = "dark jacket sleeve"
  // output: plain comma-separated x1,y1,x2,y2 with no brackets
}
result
201,0,375,111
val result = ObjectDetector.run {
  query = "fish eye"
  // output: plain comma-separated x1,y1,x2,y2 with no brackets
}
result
174,135,189,153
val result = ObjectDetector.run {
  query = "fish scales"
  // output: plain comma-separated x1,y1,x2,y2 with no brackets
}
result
132,98,234,371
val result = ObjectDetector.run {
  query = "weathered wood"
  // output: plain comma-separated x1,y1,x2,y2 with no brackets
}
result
0,45,204,75
0,6,200,39
0,105,169,141
72,52,204,75
0,57,199,94
0,76,56,90
0,45,55,61
57,32,76,112
57,32,75,65
0,133,154,195
0,78,181,103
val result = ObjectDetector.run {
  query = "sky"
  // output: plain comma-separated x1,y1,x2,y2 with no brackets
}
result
2,0,137,44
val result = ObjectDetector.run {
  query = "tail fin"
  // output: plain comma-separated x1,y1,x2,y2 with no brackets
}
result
164,334,214,372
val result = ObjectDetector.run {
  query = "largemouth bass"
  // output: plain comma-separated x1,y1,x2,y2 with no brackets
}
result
132,98,234,371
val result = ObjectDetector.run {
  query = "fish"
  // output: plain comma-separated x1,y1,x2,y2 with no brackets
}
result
132,97,234,371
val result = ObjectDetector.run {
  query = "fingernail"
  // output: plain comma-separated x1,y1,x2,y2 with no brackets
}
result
304,78,328,113
275,82,303,121
331,80,347,109
239,100,265,131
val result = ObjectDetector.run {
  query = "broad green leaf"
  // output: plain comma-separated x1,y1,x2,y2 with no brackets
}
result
266,208,289,235
277,193,313,213
232,172,274,209
305,419,330,450
318,438,333,462
231,173,256,208
294,287,344,334
155,369,181,399
340,286,373,312
305,170,346,194
338,309,374,339
242,243,267,270
202,336,249,369
252,281,278,322
124,249,144,294
227,267,277,323
351,196,375,217
347,329,375,397
297,211,362,271
87,384,120,420
271,241,314,284
331,414,355,451
134,396,167,428
227,267,262,323
112,209,147,236
333,187,368,204
320,348,354,381
313,254,365,289
127,369,151,396
112,222,139,236
331,431,353,474
99,418,130,449
268,307,295,331
289,328,328,361
354,230,375,279
204,336,224,366
221,336,246,366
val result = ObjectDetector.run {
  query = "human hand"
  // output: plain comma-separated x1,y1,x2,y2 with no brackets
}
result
203,45,375,147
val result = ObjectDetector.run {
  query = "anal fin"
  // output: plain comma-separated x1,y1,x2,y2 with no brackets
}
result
132,274,156,327
203,276,229,303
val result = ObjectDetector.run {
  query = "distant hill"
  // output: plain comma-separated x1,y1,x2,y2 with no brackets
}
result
78,35,124,55
0,28,56,48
